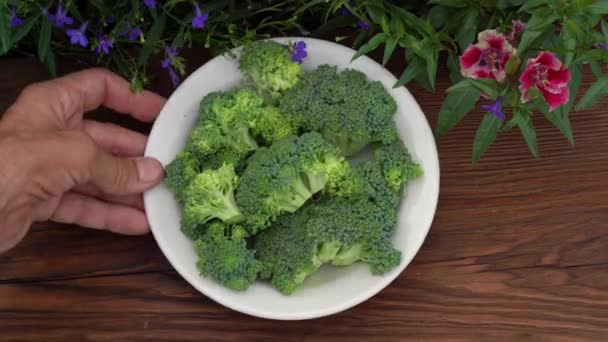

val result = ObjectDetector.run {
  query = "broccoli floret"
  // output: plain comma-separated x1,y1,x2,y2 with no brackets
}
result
236,132,352,233
353,161,401,209
195,221,262,291
279,65,398,156
374,141,423,192
248,105,296,144
165,150,201,205
255,196,401,294
182,164,244,237
186,89,260,166
253,211,324,295
239,41,304,103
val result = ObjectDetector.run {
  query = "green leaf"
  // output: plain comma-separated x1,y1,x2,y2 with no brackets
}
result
424,46,439,91
380,15,390,33
589,60,603,78
518,9,560,53
44,49,57,77
586,0,608,14
602,18,608,43
472,113,503,164
137,13,166,67
561,20,577,67
428,0,468,8
447,51,462,83
38,19,52,62
543,63,582,144
389,15,405,36
447,79,500,99
0,2,10,54
11,13,41,46
382,37,397,66
514,107,539,157
575,74,608,110
518,0,546,13
427,5,449,30
352,29,369,49
351,33,388,61
394,56,424,88
455,8,479,51
436,88,481,137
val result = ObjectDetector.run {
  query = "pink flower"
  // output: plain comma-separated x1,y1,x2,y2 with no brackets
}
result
508,20,525,43
459,30,516,83
519,52,571,112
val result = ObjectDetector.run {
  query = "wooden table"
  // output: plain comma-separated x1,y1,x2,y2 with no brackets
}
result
1,49,607,341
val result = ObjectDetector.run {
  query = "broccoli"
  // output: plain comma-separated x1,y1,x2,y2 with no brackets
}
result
186,89,261,167
255,197,401,294
182,164,244,238
235,132,352,233
164,150,201,205
279,65,398,156
195,221,262,291
239,41,304,103
374,141,423,192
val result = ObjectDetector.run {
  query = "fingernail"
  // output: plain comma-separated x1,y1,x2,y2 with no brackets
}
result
136,157,163,182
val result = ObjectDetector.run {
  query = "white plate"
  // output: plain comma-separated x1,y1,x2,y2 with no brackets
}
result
143,37,440,320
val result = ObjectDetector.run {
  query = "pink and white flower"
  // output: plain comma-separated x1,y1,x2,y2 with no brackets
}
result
459,29,517,83
519,52,571,112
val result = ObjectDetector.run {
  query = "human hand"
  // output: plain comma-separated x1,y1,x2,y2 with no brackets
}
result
0,68,166,253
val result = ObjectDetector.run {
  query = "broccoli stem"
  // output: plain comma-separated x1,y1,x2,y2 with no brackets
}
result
317,242,342,263
332,243,363,266
217,192,245,223
278,177,314,213
305,172,328,194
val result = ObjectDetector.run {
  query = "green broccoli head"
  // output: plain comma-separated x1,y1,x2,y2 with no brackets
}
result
239,41,304,103
307,197,401,275
165,150,201,205
187,89,260,164
235,132,352,234
352,161,401,209
374,141,423,192
279,65,398,156
183,163,244,230
253,211,323,295
195,221,262,291
248,105,296,145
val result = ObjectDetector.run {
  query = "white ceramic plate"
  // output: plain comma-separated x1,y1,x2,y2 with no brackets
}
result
143,37,440,320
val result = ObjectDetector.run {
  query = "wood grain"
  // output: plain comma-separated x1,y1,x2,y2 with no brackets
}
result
1,48,607,341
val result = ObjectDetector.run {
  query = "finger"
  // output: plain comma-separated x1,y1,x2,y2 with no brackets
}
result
83,120,148,157
73,183,144,210
51,192,149,235
4,68,166,130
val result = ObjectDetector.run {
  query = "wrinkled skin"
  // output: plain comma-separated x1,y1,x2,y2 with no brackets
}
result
0,68,166,253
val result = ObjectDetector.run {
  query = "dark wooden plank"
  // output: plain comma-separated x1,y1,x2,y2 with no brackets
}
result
0,264,606,341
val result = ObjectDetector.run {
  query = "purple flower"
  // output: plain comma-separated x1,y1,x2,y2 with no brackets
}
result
10,7,24,27
358,19,370,30
126,27,143,41
66,22,89,47
599,42,608,54
161,45,181,87
96,35,115,55
47,3,73,28
481,96,506,120
290,41,307,64
144,0,156,9
191,4,209,29
340,7,351,16
168,68,180,87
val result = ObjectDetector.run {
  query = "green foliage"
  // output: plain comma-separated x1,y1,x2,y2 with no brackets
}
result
5,0,608,163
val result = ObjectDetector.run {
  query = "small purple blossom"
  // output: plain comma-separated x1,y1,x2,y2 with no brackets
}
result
47,3,74,28
126,27,143,41
358,19,370,30
168,68,181,87
340,7,351,16
161,45,181,87
10,7,24,27
96,35,115,55
290,41,307,64
599,42,608,54
66,22,89,47
144,0,156,8
481,96,506,120
191,4,209,29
